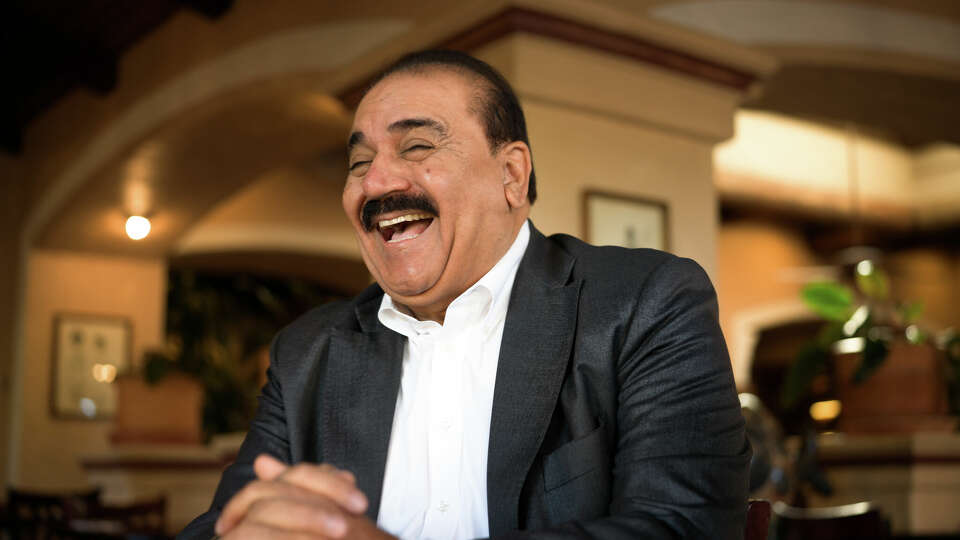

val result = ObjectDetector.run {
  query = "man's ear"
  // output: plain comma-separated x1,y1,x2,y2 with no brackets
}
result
501,141,531,210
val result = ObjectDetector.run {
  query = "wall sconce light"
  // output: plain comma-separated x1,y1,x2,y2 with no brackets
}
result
125,215,151,240
809,399,842,422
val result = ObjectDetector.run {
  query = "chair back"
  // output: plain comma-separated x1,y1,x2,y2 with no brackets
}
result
773,501,890,540
745,499,771,540
6,488,100,540
82,495,167,535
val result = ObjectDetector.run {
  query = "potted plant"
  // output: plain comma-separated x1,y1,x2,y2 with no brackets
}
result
113,270,347,445
780,260,960,433
111,345,205,445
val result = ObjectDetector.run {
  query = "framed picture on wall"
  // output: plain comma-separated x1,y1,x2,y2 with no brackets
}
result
50,313,131,420
583,190,670,251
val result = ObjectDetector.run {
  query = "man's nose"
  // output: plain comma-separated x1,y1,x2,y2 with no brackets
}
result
362,156,412,200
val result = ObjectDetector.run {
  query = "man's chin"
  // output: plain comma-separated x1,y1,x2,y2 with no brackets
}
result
382,284,433,303
376,273,435,299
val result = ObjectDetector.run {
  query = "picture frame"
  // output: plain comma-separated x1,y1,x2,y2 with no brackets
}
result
50,313,132,420
583,190,670,251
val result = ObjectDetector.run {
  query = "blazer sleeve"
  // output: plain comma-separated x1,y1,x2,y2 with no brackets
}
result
496,257,751,540
176,335,292,540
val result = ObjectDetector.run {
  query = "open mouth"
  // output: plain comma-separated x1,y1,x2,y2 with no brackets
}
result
377,212,435,243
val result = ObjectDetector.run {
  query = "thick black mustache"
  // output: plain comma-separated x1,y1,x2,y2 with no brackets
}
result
361,194,438,231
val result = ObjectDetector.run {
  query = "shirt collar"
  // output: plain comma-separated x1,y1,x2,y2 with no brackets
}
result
378,221,530,339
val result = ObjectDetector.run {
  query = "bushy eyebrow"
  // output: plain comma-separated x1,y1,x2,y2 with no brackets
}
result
347,117,448,154
347,131,365,153
387,117,448,139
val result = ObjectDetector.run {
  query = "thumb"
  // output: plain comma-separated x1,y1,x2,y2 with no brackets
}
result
253,453,288,480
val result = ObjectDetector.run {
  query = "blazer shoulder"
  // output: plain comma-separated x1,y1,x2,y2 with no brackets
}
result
545,232,705,291
271,285,381,365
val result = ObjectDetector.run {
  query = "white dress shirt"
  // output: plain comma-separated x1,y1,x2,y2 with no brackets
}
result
376,221,530,540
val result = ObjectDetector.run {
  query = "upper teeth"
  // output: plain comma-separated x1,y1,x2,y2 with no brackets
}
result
378,213,432,229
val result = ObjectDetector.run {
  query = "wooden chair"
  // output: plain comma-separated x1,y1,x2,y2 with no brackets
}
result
6,487,100,540
773,500,890,540
61,495,168,539
746,499,772,540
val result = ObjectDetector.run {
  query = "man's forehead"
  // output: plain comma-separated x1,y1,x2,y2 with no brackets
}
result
349,70,478,146
357,70,477,120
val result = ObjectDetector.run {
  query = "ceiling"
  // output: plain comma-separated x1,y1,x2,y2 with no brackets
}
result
1,0,234,154
3,0,958,157
6,0,960,260
744,64,960,148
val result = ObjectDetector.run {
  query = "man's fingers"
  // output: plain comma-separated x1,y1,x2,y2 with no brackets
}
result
222,519,332,540
216,460,366,535
277,462,368,514
216,479,315,534
253,453,289,481
253,454,359,494
337,469,356,484
242,495,349,538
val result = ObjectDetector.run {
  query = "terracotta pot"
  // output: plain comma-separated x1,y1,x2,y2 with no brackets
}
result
834,342,955,434
111,373,203,444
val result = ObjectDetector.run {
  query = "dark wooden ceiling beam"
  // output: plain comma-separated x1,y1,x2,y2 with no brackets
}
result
720,196,960,253
176,0,234,19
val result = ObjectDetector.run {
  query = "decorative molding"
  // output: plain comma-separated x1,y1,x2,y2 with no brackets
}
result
339,6,757,108
718,170,916,228
819,454,960,467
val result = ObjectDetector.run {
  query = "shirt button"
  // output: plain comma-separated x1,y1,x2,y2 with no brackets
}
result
438,501,449,513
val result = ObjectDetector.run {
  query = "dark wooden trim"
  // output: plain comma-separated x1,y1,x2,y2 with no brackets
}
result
81,457,231,471
820,454,960,467
339,6,755,108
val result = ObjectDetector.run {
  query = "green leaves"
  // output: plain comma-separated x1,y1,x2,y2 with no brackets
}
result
802,282,855,321
143,350,173,385
782,262,955,420
781,342,831,409
899,301,924,325
855,266,889,300
851,338,889,384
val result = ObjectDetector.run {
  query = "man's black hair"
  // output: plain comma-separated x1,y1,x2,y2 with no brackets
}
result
364,49,537,204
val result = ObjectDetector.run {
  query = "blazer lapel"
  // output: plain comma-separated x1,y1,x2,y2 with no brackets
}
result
487,225,581,536
321,289,404,521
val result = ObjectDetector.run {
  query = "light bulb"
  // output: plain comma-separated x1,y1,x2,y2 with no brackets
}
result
809,399,842,422
125,215,151,240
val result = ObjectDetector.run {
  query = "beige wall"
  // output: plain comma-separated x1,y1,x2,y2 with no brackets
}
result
717,221,819,338
477,33,746,278
12,250,166,489
887,249,960,331
716,221,821,387
525,99,718,272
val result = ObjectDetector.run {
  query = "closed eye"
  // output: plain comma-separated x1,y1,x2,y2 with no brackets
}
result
402,144,434,161
403,144,433,152
349,160,371,173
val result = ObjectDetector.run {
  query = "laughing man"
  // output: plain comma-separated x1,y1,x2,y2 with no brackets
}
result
181,50,750,540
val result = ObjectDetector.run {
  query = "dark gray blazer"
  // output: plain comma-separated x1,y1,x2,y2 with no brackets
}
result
180,224,750,539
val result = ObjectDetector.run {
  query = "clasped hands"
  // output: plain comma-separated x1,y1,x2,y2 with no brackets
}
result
214,454,396,539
